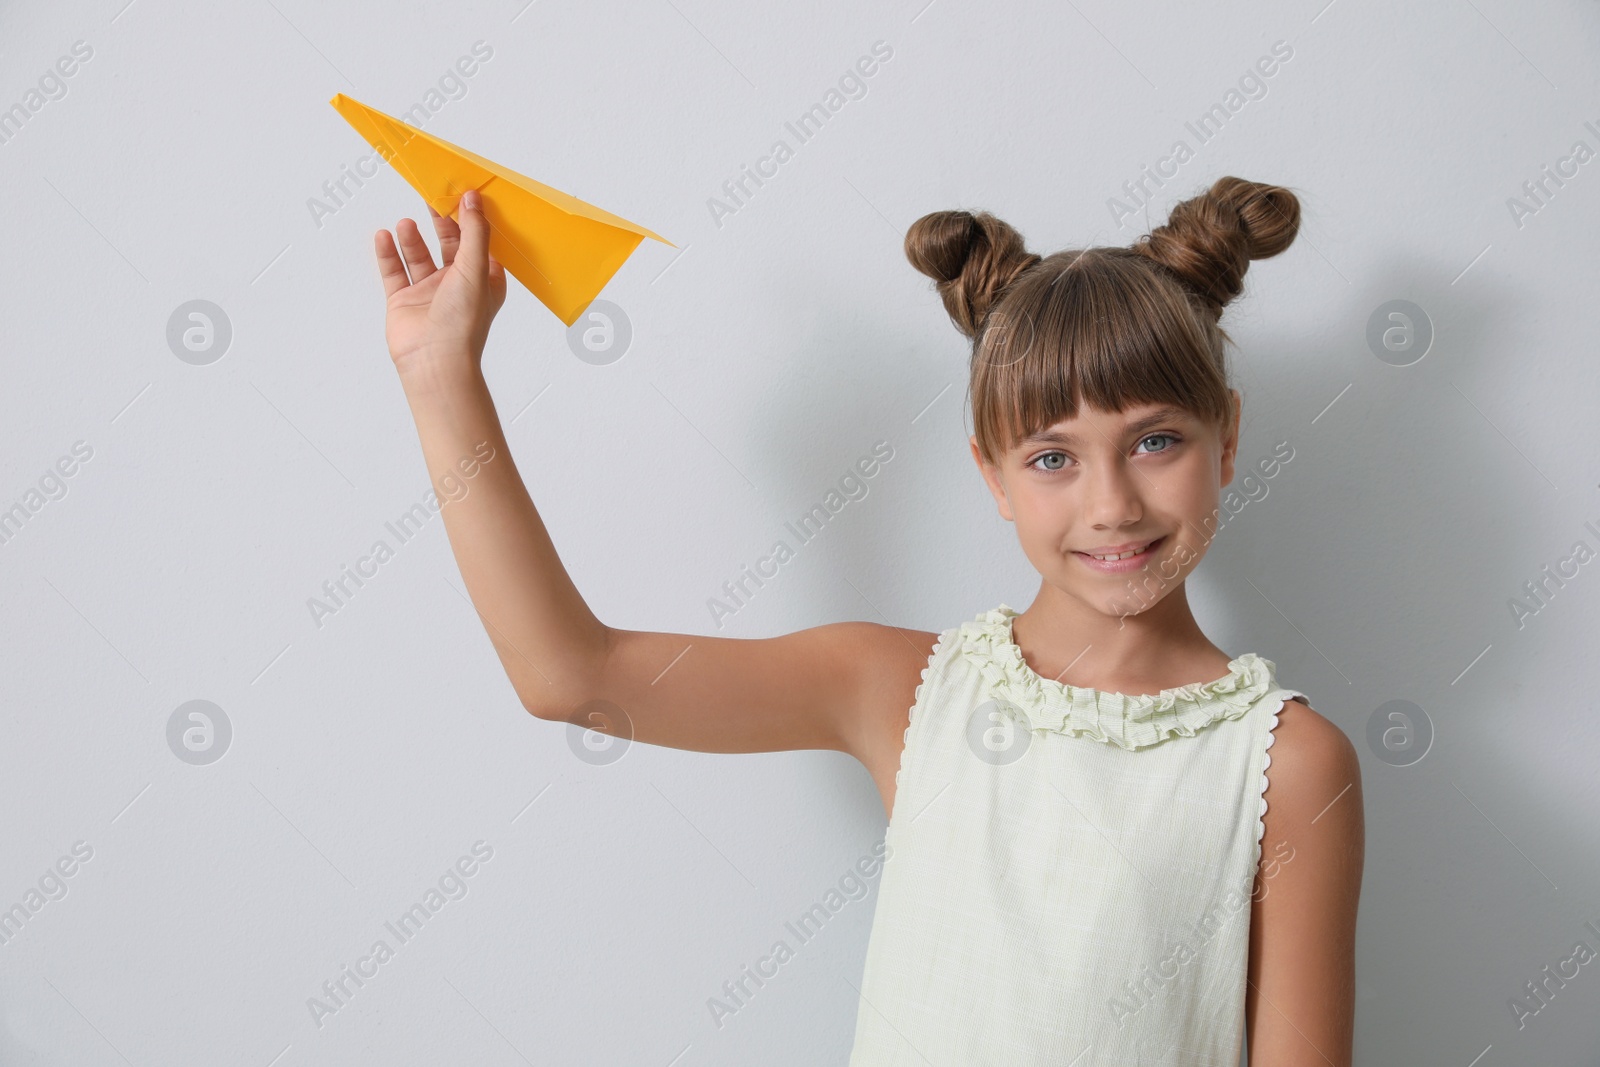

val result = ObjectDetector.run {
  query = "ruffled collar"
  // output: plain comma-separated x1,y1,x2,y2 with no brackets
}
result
957,604,1283,750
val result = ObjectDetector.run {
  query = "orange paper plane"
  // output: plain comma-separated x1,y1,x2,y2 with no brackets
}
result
330,93,673,326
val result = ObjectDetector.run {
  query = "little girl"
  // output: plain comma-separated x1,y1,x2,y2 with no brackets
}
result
370,175,1364,1065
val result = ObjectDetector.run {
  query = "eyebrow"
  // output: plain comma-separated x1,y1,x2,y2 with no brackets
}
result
1021,406,1191,446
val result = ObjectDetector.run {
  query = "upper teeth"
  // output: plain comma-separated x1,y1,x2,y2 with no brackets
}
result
1090,542,1153,561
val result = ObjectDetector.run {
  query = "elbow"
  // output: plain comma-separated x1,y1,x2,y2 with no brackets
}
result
517,683,590,723
514,629,613,723
520,690,597,723
520,696,560,721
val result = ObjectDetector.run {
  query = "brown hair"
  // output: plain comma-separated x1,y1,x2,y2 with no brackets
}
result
904,176,1301,466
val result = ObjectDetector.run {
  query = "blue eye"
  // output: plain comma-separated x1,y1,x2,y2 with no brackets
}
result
1027,434,1180,472
1138,433,1180,454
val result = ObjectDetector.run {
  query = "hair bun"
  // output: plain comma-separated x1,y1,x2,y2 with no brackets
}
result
905,209,1041,338
1131,176,1300,319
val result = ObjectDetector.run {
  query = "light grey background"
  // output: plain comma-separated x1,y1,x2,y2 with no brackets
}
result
2,0,1598,1063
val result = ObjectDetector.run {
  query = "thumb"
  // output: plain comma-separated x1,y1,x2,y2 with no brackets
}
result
456,189,490,284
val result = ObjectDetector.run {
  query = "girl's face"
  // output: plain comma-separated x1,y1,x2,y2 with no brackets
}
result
972,393,1241,619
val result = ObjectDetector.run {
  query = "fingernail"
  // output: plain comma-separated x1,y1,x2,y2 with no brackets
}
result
463,189,479,210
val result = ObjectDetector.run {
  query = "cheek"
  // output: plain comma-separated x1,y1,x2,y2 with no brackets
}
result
1008,494,1071,556
1175,486,1222,532
1007,480,1058,520
1164,455,1222,517
1017,495,1077,548
1156,537,1203,578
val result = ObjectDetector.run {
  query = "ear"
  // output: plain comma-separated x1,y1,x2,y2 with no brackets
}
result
1220,389,1242,486
970,434,1014,522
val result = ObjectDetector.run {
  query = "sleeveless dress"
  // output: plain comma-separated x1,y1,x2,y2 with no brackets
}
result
847,604,1309,1067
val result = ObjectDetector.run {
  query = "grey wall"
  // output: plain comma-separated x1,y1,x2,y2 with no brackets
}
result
2,0,1598,1063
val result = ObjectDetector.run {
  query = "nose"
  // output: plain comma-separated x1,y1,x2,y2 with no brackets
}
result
1083,456,1144,530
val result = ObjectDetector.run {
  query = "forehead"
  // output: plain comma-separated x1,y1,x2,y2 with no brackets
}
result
1019,404,1195,446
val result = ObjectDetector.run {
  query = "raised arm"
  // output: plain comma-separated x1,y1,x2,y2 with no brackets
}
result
373,192,930,786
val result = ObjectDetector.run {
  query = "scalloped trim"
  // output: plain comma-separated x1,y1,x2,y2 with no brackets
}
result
1253,689,1311,873
957,604,1285,749
887,627,955,826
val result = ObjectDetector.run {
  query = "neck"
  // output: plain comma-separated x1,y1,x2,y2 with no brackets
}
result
1012,578,1228,692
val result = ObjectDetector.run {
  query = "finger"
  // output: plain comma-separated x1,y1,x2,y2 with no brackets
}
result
455,189,490,285
395,217,439,282
431,204,462,266
375,229,412,298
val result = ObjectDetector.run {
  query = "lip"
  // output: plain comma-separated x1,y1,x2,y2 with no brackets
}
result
1073,535,1165,573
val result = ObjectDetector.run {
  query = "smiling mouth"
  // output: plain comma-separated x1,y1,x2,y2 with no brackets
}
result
1073,536,1165,564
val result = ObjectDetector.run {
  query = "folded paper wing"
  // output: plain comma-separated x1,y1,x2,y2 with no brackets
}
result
330,93,673,326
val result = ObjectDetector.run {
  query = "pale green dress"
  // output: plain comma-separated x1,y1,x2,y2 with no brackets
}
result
847,604,1308,1066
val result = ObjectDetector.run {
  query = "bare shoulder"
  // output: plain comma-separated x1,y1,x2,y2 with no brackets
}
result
589,617,937,761
787,621,938,682
1246,696,1365,1064
832,622,941,813
1262,698,1364,833
841,621,941,743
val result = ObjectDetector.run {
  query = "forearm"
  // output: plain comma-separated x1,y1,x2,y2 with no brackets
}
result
397,352,606,715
